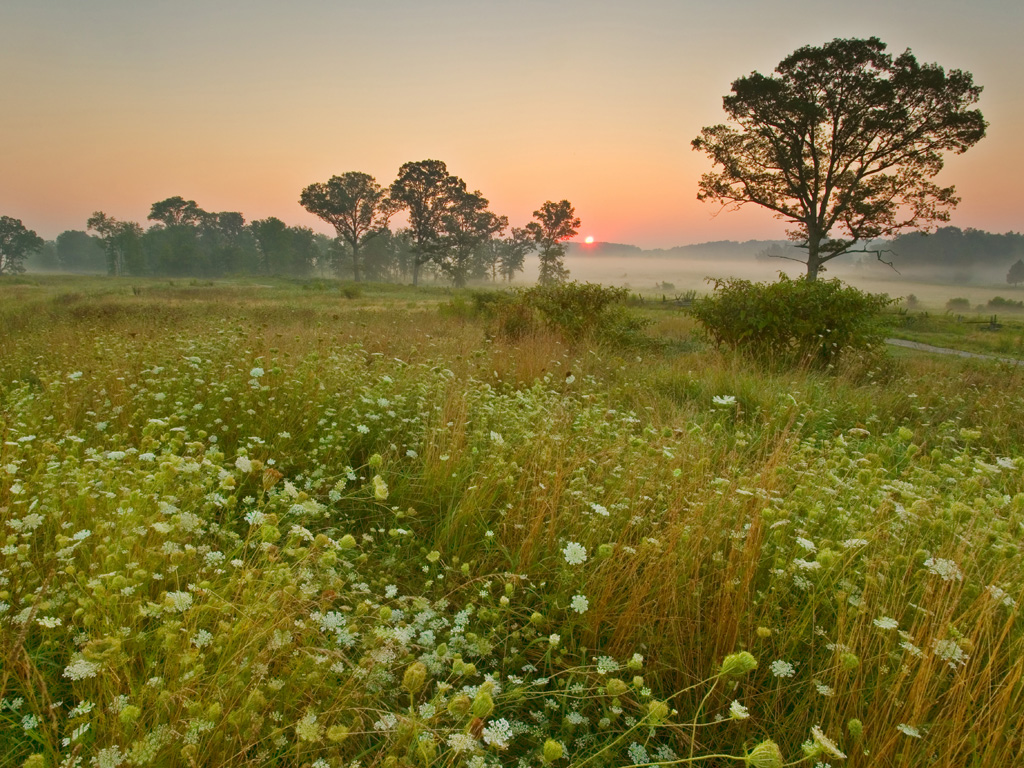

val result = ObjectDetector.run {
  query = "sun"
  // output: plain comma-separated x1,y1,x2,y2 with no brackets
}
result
584,236,594,244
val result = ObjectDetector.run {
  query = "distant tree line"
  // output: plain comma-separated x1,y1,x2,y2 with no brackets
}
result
888,227,1024,271
8,159,580,286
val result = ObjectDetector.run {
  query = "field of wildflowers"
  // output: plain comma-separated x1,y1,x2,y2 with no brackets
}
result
1,277,1022,768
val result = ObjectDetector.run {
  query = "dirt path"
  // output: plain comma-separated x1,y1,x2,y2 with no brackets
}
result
886,338,1024,366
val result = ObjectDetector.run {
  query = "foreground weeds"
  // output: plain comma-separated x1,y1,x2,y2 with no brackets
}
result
1,279,1023,768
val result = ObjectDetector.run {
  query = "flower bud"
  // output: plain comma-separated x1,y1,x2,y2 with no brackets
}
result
747,740,783,768
542,739,564,763
447,694,472,717
647,700,670,724
472,689,494,719
327,724,350,742
402,662,428,695
847,718,863,740
605,678,629,697
720,651,758,677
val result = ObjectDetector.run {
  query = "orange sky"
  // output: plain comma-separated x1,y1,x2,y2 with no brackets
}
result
2,0,1021,248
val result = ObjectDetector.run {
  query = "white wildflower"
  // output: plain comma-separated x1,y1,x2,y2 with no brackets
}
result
923,557,962,582
570,594,589,614
811,725,846,759
447,733,479,753
562,542,588,566
63,657,101,681
770,660,796,678
482,717,512,749
729,700,749,720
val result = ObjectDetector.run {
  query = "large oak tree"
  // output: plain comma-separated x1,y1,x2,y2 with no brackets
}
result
0,216,44,275
389,160,463,286
299,173,393,282
692,37,986,280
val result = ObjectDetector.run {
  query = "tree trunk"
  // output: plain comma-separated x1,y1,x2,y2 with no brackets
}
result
352,241,361,283
805,228,821,282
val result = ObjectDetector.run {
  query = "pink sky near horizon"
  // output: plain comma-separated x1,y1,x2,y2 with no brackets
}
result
2,0,1021,248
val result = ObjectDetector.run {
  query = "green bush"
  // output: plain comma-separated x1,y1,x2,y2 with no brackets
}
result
987,296,1024,310
447,283,654,347
521,282,646,343
690,274,892,366
946,297,971,312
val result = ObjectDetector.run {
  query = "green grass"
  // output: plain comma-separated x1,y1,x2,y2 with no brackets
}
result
885,311,1024,360
2,276,1023,768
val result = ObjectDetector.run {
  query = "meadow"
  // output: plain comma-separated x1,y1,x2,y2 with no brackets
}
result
1,275,1023,768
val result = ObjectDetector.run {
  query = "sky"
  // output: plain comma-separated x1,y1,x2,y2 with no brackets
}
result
2,0,1021,248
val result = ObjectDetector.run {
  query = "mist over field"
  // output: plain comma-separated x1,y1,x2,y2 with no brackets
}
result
507,242,1024,311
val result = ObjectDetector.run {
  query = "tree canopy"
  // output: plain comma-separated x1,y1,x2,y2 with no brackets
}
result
692,37,987,280
299,173,393,282
1008,259,1024,287
389,160,462,286
434,183,507,288
526,200,580,284
0,216,44,275
87,212,144,276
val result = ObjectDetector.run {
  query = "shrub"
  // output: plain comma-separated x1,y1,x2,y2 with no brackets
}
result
452,283,653,347
520,282,646,343
987,296,1024,310
946,297,970,311
690,274,892,366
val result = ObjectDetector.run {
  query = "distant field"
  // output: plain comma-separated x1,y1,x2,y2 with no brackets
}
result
2,276,1023,768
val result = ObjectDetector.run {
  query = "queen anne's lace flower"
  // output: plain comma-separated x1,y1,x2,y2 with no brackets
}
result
570,594,589,614
924,557,962,582
562,542,588,566
770,660,796,678
63,657,101,681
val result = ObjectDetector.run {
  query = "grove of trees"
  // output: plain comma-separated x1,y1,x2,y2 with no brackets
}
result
5,161,578,286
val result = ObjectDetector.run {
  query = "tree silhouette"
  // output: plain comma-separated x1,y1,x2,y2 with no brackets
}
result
692,37,986,280
390,160,462,286
526,200,580,284
0,216,44,275
300,173,393,282
1008,259,1024,287
435,183,507,287
87,212,143,276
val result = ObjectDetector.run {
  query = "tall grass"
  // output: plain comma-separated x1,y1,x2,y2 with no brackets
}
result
1,277,1022,768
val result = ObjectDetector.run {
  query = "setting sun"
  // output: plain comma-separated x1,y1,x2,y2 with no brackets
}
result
584,235,594,244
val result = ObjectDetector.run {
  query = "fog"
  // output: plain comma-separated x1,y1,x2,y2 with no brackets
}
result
511,250,1021,312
